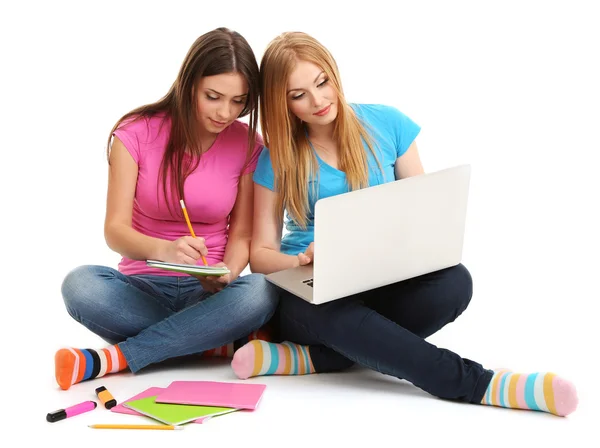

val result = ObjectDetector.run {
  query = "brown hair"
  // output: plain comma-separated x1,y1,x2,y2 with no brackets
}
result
259,32,378,228
107,27,259,216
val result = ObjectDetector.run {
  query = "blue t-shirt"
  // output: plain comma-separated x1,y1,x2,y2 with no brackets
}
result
253,103,421,255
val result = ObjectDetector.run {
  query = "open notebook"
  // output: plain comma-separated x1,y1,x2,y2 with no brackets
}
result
146,260,230,276
122,395,237,426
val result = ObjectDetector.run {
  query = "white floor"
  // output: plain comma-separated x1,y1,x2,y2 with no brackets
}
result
14,284,595,448
27,360,596,448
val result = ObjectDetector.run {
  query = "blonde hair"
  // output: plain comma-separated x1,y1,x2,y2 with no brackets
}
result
260,32,379,228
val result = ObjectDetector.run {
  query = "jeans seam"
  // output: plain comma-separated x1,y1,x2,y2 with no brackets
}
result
117,342,139,372
120,275,176,314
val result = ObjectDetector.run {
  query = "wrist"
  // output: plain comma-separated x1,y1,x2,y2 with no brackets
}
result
150,239,168,261
223,258,245,278
226,264,242,279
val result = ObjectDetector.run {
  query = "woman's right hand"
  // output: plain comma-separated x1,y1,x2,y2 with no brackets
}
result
159,236,208,264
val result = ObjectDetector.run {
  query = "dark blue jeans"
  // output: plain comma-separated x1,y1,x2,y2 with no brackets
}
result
277,264,493,403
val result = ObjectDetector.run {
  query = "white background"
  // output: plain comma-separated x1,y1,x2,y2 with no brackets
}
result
1,0,598,446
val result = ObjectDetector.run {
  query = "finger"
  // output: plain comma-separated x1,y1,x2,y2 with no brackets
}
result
177,240,201,261
196,278,215,291
192,274,207,283
186,237,209,256
180,254,199,265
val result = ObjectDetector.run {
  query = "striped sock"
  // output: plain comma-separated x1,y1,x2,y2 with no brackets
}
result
481,369,578,416
55,345,128,391
231,340,315,379
202,327,274,359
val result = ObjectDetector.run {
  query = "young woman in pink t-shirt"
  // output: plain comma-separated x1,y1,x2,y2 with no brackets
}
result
54,28,279,390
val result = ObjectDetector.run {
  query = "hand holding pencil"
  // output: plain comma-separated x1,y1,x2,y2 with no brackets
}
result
154,199,208,265
180,199,208,266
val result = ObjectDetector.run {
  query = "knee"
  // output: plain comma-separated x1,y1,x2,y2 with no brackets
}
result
61,265,108,317
236,273,280,316
447,263,473,313
280,291,341,327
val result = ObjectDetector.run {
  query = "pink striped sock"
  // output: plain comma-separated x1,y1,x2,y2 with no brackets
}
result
232,340,315,379
481,369,578,416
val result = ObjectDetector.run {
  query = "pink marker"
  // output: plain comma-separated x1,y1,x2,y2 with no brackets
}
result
47,400,97,423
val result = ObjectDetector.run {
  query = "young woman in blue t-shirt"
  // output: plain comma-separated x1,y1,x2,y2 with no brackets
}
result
231,32,577,417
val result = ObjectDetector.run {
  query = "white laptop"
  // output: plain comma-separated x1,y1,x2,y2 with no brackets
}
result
265,164,471,305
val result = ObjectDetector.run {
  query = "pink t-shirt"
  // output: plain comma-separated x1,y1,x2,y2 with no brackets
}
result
113,114,263,276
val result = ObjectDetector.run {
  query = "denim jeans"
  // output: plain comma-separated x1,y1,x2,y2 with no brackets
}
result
278,264,493,403
61,265,279,373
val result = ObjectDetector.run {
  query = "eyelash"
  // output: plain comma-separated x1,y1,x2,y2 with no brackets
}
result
205,95,245,104
291,78,329,100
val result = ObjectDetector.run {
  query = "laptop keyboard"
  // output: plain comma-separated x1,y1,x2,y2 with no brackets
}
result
302,278,314,288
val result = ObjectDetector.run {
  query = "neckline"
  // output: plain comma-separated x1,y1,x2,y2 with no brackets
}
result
308,140,346,178
184,124,227,158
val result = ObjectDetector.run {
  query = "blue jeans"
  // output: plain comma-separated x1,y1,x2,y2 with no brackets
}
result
61,265,279,373
277,264,493,403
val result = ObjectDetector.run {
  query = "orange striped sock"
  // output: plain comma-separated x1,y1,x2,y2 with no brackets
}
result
231,340,315,379
55,345,128,391
201,327,274,359
202,343,236,358
480,369,578,416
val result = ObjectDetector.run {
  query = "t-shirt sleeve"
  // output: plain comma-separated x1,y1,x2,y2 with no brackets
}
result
383,105,421,158
242,132,264,175
252,146,276,191
113,118,142,164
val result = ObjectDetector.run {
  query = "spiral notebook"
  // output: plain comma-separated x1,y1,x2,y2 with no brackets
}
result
146,260,230,276
156,380,267,410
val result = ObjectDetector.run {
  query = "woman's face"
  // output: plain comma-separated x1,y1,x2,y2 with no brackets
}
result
195,72,248,135
286,60,338,127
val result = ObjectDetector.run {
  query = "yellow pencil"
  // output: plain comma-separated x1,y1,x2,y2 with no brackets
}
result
180,199,208,266
89,424,183,430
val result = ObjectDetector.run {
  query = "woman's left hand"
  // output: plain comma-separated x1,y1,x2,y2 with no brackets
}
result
193,262,234,293
298,242,315,266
